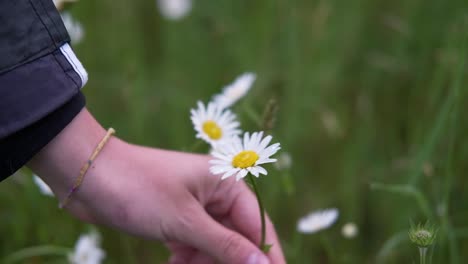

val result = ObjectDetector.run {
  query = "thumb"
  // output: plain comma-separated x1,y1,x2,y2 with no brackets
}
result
172,207,270,264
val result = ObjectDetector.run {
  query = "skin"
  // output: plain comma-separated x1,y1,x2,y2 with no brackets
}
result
28,108,286,264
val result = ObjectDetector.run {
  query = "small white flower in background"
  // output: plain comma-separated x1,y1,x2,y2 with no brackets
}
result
157,0,192,21
53,0,77,11
212,72,256,109
274,152,292,170
69,232,106,264
341,222,358,239
33,175,54,197
61,12,84,45
297,208,339,234
320,110,343,138
191,101,241,147
209,131,281,181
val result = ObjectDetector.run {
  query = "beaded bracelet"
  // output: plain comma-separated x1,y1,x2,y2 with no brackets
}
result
59,128,115,208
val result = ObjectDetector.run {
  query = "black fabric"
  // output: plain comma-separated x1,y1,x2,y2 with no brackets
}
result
0,92,85,181
0,47,84,139
0,0,70,74
0,0,87,180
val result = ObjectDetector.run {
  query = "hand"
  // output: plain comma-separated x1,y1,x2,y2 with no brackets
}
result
29,109,286,264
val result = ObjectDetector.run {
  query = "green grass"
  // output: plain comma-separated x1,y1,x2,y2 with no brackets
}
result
1,0,468,262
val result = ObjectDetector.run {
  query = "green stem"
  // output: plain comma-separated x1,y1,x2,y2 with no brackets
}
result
419,247,427,264
3,245,70,264
293,232,303,263
321,234,335,263
189,140,203,152
247,174,268,252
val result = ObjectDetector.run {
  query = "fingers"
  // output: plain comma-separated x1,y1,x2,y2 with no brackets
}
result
166,242,217,264
171,203,270,264
229,183,286,264
188,252,216,264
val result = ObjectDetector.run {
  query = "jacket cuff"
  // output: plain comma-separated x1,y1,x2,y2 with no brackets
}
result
0,92,86,181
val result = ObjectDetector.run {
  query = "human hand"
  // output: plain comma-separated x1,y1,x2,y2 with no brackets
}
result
29,109,285,264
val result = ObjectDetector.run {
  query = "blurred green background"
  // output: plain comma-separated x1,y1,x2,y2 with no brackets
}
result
1,0,468,263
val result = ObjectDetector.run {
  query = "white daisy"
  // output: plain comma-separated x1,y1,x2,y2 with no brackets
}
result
341,222,358,239
157,0,192,21
191,101,241,147
209,131,281,181
212,72,256,109
53,0,77,11
297,208,339,234
61,12,84,45
33,175,54,197
68,232,106,264
273,151,292,170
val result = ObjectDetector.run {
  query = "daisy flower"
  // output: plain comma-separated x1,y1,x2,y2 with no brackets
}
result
157,0,192,21
69,231,106,264
273,151,292,170
297,208,339,234
341,222,358,239
209,131,281,181
212,72,256,109
191,101,241,147
33,175,54,197
61,12,84,45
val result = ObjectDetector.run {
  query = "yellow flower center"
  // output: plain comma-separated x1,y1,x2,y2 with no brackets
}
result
202,120,223,140
232,151,259,168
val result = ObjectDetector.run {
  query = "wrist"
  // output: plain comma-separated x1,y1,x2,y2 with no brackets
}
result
27,108,108,208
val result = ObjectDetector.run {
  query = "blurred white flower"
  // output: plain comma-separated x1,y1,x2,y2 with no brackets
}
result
274,152,292,170
33,175,54,197
61,12,84,45
320,109,343,138
53,0,77,11
341,222,358,239
157,0,192,21
191,101,241,147
69,232,106,264
210,132,281,181
212,72,256,109
297,208,339,234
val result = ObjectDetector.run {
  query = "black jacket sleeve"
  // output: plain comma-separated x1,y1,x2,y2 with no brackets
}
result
0,0,87,181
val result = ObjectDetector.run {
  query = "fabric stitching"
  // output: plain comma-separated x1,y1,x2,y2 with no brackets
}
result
52,50,80,89
27,0,56,45
60,46,84,88
36,0,61,46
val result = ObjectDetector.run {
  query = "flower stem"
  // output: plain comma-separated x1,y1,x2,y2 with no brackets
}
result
419,247,428,264
3,245,70,264
189,140,203,152
320,234,335,263
247,174,269,252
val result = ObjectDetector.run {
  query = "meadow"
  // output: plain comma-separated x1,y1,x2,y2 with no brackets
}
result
1,0,468,263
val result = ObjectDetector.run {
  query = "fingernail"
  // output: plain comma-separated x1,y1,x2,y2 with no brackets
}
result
247,253,270,264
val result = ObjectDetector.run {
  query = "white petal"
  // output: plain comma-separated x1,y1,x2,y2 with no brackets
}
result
221,168,240,180
236,169,248,181
209,159,229,165
211,151,231,162
248,167,260,177
256,158,277,165
297,208,339,234
255,166,268,175
33,175,54,196
259,143,281,157
243,132,250,150
210,165,232,174
259,135,272,151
